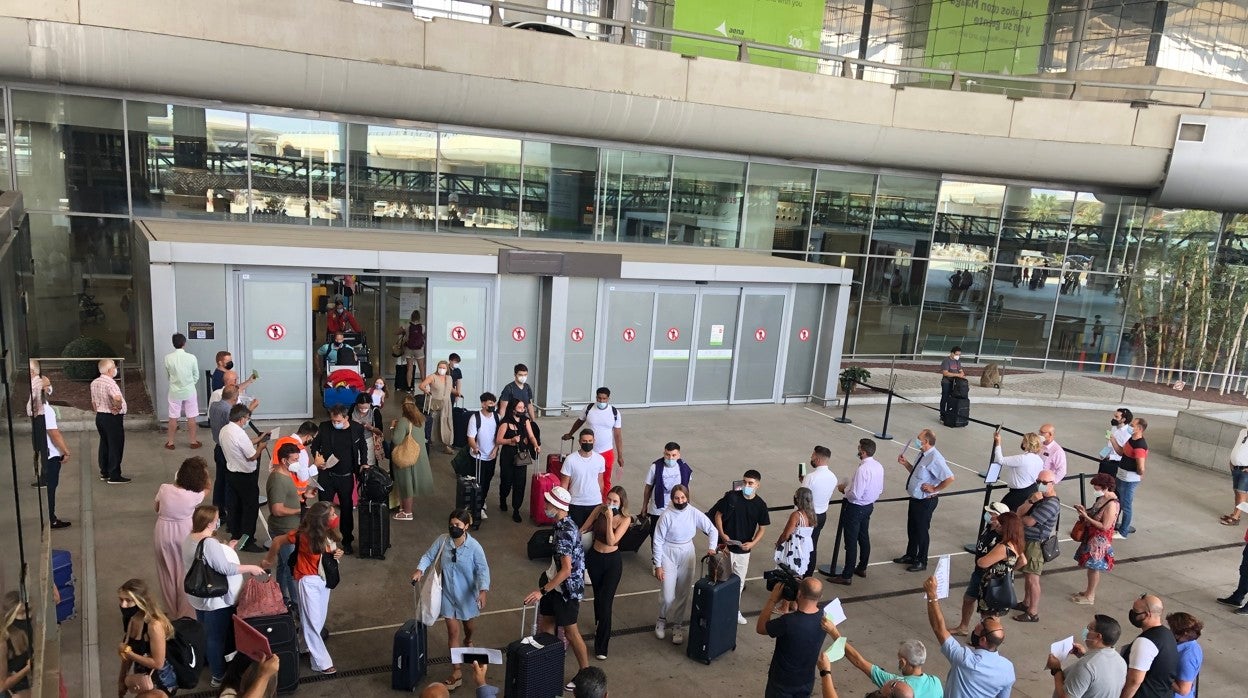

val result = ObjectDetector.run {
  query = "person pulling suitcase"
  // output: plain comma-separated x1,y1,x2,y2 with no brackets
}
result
522,487,591,693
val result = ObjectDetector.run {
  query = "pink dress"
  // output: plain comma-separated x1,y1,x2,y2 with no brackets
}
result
154,483,204,619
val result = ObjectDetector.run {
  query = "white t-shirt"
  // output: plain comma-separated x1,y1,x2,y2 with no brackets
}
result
644,461,690,516
220,422,257,473
44,407,62,458
802,466,839,515
1127,637,1160,671
1231,427,1248,467
561,451,605,506
210,388,256,408
1106,424,1132,461
583,404,622,454
466,411,500,459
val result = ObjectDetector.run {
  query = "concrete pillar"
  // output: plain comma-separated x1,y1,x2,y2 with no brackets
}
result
539,275,570,416
813,283,851,405
149,262,178,420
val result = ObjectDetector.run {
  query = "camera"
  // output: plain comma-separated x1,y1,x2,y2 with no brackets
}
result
764,566,800,602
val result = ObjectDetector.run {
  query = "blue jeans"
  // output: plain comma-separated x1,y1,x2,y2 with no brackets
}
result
195,606,236,682
1116,479,1140,533
275,542,297,604
1231,543,1248,603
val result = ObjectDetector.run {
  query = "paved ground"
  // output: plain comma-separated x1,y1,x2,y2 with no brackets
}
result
21,399,1247,697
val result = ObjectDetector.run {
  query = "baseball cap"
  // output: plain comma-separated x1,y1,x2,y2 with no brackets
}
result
985,502,1009,515
544,486,571,512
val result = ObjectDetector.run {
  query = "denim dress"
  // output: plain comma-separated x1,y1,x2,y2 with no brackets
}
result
418,534,491,621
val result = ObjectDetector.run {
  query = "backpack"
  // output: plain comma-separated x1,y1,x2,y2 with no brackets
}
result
472,412,501,434
360,465,394,503
166,617,207,689
334,344,357,366
583,404,619,420
406,323,424,350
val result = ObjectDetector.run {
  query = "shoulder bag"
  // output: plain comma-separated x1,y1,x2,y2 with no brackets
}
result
981,570,1017,610
319,544,341,590
184,538,229,598
390,427,421,469
419,540,446,626
1040,507,1061,563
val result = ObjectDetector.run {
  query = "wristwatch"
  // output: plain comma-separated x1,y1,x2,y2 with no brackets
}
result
819,670,832,677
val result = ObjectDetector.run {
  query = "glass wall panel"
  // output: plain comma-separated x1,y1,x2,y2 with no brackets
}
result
11,91,128,213
870,175,938,258
669,156,744,248
127,102,249,219
248,115,346,225
520,141,598,239
596,149,671,245
1135,207,1223,274
438,131,521,233
998,187,1074,264
918,182,1001,354
1051,270,1130,364
849,254,922,355
978,259,1060,361
347,124,437,230
809,170,875,258
741,163,814,256
26,213,134,359
0,89,9,190
1066,194,1144,274
1219,213,1248,267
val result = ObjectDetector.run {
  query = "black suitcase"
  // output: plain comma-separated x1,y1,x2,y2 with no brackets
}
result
452,406,471,448
359,359,373,380
618,518,652,553
950,376,970,399
526,528,555,560
686,567,740,664
358,500,391,559
246,613,299,694
504,604,566,698
394,364,411,393
392,586,428,691
456,475,483,529
941,397,970,428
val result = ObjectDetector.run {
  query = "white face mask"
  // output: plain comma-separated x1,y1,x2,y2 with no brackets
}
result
516,375,527,384
437,368,447,375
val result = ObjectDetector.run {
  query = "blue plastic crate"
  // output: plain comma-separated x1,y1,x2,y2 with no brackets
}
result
56,583,75,623
52,549,73,589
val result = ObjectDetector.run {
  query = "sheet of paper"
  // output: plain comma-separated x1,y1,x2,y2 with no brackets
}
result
984,462,1002,483
933,555,951,600
325,454,339,469
1050,635,1074,659
449,647,503,665
823,637,847,663
823,598,847,626
1237,501,1248,514
267,427,280,441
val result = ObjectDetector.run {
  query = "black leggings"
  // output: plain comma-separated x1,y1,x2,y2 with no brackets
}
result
585,548,622,656
498,450,529,513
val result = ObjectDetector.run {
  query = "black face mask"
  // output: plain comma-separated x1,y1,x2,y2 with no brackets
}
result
673,501,688,511
224,361,234,370
120,605,141,628
1110,418,1121,427
484,405,495,413
449,525,465,539
1129,609,1146,628
580,442,594,453
514,413,528,421
968,629,982,648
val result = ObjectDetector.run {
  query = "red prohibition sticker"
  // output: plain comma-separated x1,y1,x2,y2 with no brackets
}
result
450,325,467,342
512,326,526,342
622,328,637,343
570,328,585,342
755,328,767,342
798,328,811,342
266,323,285,341
667,327,680,342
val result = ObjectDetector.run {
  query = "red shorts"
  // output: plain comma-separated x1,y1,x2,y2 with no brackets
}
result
600,449,615,500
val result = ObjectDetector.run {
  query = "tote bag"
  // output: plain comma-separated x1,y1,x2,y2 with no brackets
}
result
419,541,446,626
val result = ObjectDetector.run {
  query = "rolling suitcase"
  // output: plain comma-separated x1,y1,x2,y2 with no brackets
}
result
246,613,299,694
392,585,428,691
950,376,970,399
457,458,483,529
617,518,652,553
529,472,560,526
526,528,556,560
941,397,970,428
686,560,740,664
546,441,568,476
504,603,566,698
358,500,391,559
452,404,471,448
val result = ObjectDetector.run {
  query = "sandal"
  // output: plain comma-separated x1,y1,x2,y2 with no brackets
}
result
1070,595,1094,605
1220,515,1241,526
164,443,175,450
1012,612,1040,622
947,626,968,636
189,441,203,449
443,672,463,690
393,512,413,521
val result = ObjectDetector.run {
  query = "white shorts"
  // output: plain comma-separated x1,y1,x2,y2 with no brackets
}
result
402,347,424,361
167,394,199,419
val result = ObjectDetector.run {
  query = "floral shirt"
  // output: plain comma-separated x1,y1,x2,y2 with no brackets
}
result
553,515,585,601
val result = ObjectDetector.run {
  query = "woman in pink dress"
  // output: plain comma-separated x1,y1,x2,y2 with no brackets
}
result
153,457,210,619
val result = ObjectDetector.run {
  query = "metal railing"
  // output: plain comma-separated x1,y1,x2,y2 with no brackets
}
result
348,0,1248,112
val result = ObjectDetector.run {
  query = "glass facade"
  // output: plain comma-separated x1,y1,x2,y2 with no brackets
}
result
5,83,1247,370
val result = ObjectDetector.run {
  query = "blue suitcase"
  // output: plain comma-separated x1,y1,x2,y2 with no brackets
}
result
504,603,565,698
392,587,428,691
686,569,740,664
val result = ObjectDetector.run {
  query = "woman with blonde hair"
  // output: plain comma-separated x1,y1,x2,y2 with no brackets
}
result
117,578,177,697
389,396,433,520
418,360,458,455
580,485,632,660
154,457,210,620
1,591,32,698
261,501,343,675
992,431,1046,511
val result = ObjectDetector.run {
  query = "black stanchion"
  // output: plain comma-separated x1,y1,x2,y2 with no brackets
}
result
1078,472,1087,508
833,380,853,424
874,382,896,440
817,510,845,578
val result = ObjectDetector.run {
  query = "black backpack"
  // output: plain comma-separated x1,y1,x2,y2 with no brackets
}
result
334,345,357,366
166,617,207,689
360,465,394,503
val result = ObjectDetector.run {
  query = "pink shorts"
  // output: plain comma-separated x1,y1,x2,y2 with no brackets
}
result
168,394,200,419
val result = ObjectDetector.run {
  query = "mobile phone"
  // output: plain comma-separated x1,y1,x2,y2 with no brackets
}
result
236,534,250,550
798,462,808,479
463,652,490,666
732,480,745,491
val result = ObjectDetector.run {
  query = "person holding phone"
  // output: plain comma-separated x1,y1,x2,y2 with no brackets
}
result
219,405,270,553
411,509,491,691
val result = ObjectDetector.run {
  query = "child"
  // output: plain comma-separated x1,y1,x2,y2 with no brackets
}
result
371,378,387,408
1,591,32,698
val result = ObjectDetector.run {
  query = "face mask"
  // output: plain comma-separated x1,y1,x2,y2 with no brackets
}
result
516,375,527,384
983,512,993,524
580,442,594,453
1129,609,1146,628
1079,627,1089,645
224,361,234,370
609,505,620,513
968,629,982,649
437,368,447,375
375,382,384,389
596,401,609,410
515,413,528,421
484,405,495,413
952,354,961,361
741,486,756,497
333,422,347,430
336,307,345,314
1093,488,1105,498
1110,418,1121,427
545,508,557,520
914,439,923,448
673,501,688,511
328,516,340,529
448,525,465,539
120,605,142,627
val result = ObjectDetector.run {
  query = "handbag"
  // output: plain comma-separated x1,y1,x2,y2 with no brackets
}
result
184,539,229,598
236,575,287,619
419,541,446,626
1041,511,1061,563
319,548,341,590
391,430,421,469
981,571,1017,610
514,449,534,468
390,334,405,358
1070,518,1088,543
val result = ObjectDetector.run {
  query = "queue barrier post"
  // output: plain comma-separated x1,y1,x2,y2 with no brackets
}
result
873,376,896,440
833,380,853,424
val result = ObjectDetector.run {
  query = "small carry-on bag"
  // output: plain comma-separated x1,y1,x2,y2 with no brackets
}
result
392,583,429,691
526,528,556,560
245,613,299,693
686,557,740,665
456,456,484,529
546,441,568,476
504,603,566,698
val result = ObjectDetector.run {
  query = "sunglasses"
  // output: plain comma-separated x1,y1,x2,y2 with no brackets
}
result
450,547,458,564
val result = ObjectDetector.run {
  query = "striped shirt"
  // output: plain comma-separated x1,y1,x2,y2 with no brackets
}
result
90,374,126,415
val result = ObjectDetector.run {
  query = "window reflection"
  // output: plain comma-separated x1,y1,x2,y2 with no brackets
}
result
0,89,8,190
669,156,745,248
1136,207,1223,272
810,170,875,258
347,125,437,230
437,132,521,233
1052,270,1129,363
521,141,598,239
248,115,346,225
127,102,249,219
11,91,128,214
1066,194,1143,274
596,149,672,244
741,164,814,256
871,175,938,257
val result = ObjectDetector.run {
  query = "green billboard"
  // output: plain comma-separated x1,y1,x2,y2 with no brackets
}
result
924,0,1049,75
671,0,825,73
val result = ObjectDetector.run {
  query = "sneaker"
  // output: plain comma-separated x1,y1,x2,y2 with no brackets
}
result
1237,605,1248,616
99,475,108,482
480,510,489,520
50,519,72,530
107,477,132,484
737,613,748,625
595,654,607,661
500,501,508,512
565,682,576,693
671,626,684,645
30,479,46,488
1217,596,1243,608
210,677,224,689
654,618,666,639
